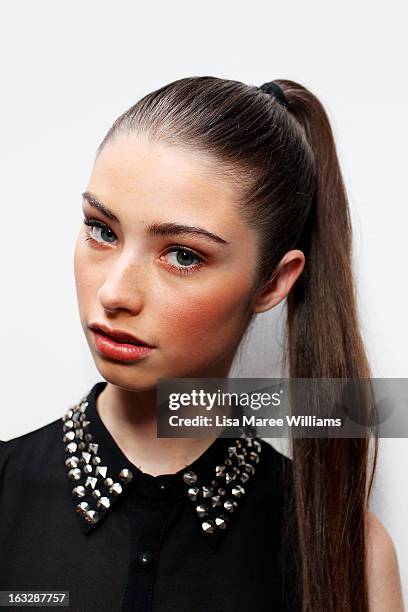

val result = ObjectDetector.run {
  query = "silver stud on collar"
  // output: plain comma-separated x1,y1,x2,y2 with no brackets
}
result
62,398,134,526
182,471,198,485
182,435,262,535
119,468,134,484
63,392,262,534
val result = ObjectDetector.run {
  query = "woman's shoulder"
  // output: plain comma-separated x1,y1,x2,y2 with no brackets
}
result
1,417,62,447
0,417,70,527
0,418,63,479
365,510,404,610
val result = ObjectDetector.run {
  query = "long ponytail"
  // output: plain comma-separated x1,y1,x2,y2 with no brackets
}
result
277,80,379,611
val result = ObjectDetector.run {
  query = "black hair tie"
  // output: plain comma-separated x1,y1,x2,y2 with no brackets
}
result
259,81,288,109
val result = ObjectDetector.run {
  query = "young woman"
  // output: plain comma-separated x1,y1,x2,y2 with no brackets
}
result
0,77,403,611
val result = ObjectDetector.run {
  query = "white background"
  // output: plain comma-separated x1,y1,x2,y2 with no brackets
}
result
0,0,406,601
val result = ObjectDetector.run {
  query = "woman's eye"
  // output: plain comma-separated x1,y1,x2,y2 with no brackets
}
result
161,247,205,275
83,218,205,276
83,218,117,244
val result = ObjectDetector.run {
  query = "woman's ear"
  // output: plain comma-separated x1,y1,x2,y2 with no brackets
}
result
251,250,305,314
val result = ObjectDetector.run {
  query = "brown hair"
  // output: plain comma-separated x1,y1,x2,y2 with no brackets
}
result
98,76,378,611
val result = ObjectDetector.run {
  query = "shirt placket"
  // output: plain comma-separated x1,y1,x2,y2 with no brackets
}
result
121,482,183,612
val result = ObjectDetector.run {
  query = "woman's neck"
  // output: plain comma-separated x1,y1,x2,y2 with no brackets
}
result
96,381,220,477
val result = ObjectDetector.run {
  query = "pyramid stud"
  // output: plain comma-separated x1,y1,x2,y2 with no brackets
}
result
76,501,89,514
232,485,245,498
85,476,97,489
109,482,123,496
215,515,227,529
95,466,107,479
96,496,111,510
201,520,216,534
225,471,235,484
196,504,208,518
84,510,99,524
81,451,91,464
187,487,200,501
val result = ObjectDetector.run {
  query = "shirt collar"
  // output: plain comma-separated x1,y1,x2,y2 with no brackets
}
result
62,381,262,549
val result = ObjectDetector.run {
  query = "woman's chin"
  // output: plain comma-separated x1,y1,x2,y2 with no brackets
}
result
93,359,160,392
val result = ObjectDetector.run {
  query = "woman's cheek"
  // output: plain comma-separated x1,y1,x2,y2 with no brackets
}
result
161,287,247,350
74,246,101,315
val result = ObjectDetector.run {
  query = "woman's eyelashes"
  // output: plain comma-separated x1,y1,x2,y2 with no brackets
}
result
83,218,117,244
82,217,206,276
161,246,205,275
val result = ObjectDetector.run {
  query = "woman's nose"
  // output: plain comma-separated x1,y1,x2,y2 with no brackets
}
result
97,257,145,314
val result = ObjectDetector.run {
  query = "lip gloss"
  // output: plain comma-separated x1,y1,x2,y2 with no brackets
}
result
92,330,154,362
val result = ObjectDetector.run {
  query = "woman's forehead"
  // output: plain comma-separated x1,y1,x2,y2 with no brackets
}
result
87,135,251,240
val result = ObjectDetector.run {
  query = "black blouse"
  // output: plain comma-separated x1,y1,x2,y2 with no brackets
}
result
0,381,301,612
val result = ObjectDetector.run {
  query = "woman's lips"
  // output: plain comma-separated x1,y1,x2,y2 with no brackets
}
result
92,329,154,362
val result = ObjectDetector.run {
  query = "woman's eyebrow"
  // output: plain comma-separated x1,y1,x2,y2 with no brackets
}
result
82,191,229,245
82,191,120,222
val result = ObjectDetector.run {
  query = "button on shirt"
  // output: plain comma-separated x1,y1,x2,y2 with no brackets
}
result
0,381,302,611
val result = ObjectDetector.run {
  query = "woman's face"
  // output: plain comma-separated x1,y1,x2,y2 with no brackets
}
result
74,134,261,390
